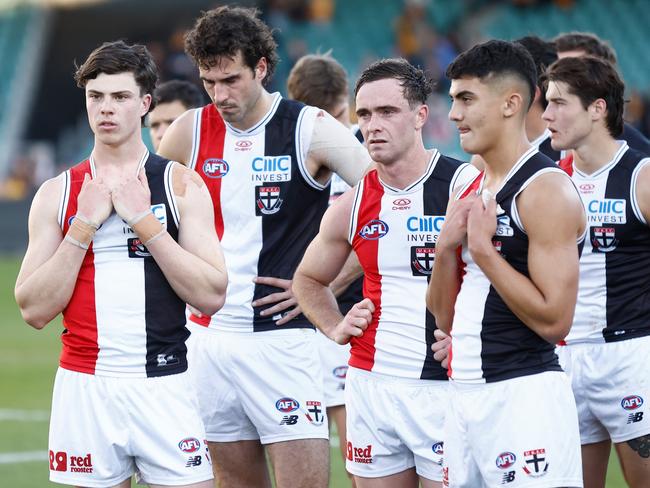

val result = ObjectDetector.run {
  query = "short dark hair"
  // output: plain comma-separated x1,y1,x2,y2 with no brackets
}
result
355,58,433,107
515,36,557,108
74,40,158,125
553,32,617,65
287,53,348,113
154,80,205,109
543,56,624,138
185,6,279,85
446,39,537,110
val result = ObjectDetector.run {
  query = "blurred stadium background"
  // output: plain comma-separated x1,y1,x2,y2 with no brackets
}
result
0,0,645,485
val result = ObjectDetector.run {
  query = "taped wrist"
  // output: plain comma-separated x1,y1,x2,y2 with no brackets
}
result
130,212,165,246
65,215,98,250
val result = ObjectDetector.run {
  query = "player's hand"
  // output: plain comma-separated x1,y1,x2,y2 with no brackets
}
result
467,191,498,260
331,298,375,345
432,329,451,369
252,276,301,326
111,169,152,223
436,190,477,252
76,173,113,225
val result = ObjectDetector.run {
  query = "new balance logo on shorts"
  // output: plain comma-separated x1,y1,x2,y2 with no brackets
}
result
279,415,299,425
49,451,93,473
185,455,202,467
501,471,516,484
628,412,644,424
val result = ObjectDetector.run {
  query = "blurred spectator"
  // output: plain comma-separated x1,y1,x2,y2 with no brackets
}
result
309,0,334,23
394,0,431,68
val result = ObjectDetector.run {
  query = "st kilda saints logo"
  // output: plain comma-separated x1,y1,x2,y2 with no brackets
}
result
591,226,618,252
411,245,435,276
255,185,283,215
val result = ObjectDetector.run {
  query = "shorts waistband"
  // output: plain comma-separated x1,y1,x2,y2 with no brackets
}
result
187,322,316,340
348,366,448,386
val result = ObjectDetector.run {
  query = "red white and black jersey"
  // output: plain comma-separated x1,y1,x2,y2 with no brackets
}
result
349,151,474,379
563,142,650,344
57,152,188,377
188,94,330,332
450,148,573,383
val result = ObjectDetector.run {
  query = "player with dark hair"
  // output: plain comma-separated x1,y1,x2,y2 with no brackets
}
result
159,6,371,488
554,31,650,155
543,55,650,488
149,80,204,151
15,40,227,488
294,58,477,488
428,40,585,487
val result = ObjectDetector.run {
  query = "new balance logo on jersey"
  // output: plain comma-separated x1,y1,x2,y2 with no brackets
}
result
628,412,644,424
49,451,93,473
502,471,516,484
522,449,548,477
185,455,202,467
347,442,373,464
411,245,435,276
591,227,618,252
279,415,299,425
255,186,283,215
203,158,229,178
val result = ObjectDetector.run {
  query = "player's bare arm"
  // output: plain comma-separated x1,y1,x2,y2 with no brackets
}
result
329,252,363,298
467,172,585,343
111,164,227,315
426,191,478,334
15,174,112,329
635,161,650,224
293,190,373,344
157,109,195,166
305,110,372,186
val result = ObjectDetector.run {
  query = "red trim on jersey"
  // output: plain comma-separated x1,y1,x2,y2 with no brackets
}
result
349,170,384,371
559,153,574,176
189,104,227,326
60,160,99,374
448,172,482,377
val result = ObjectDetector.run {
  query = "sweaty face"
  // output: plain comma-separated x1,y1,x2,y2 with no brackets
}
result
355,78,421,165
542,80,592,151
148,100,188,151
448,76,504,155
86,72,150,147
199,52,264,128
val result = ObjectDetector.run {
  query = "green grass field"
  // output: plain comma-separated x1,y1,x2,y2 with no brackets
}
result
0,256,628,487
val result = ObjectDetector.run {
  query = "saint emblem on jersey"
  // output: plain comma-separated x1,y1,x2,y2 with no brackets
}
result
522,449,548,477
359,219,389,240
255,185,283,215
591,227,618,252
411,245,435,276
127,237,151,258
202,158,229,178
495,214,514,237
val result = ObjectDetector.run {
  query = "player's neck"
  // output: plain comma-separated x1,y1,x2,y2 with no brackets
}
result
480,128,531,191
525,107,547,143
376,142,430,190
231,89,274,131
92,135,148,171
572,130,621,175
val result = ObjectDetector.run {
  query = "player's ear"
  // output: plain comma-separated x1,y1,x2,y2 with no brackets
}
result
415,103,428,130
503,92,524,119
255,57,268,82
589,98,607,122
141,93,152,118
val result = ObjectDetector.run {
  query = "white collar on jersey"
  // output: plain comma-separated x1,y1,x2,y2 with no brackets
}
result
378,149,441,194
223,92,282,136
572,141,629,179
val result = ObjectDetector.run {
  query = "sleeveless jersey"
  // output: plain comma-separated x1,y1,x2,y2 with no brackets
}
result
450,148,571,383
58,152,187,377
562,142,650,344
188,94,330,332
349,150,472,379
531,129,561,162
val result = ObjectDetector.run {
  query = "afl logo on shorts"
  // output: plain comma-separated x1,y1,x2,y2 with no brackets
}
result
359,219,389,240
621,395,644,410
496,452,516,469
178,438,201,453
333,366,348,379
202,158,229,178
276,397,299,413
432,442,444,455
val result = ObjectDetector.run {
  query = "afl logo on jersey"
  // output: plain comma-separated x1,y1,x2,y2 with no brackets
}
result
203,158,229,178
495,452,516,469
621,395,644,410
178,438,201,453
359,219,389,240
276,397,299,413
